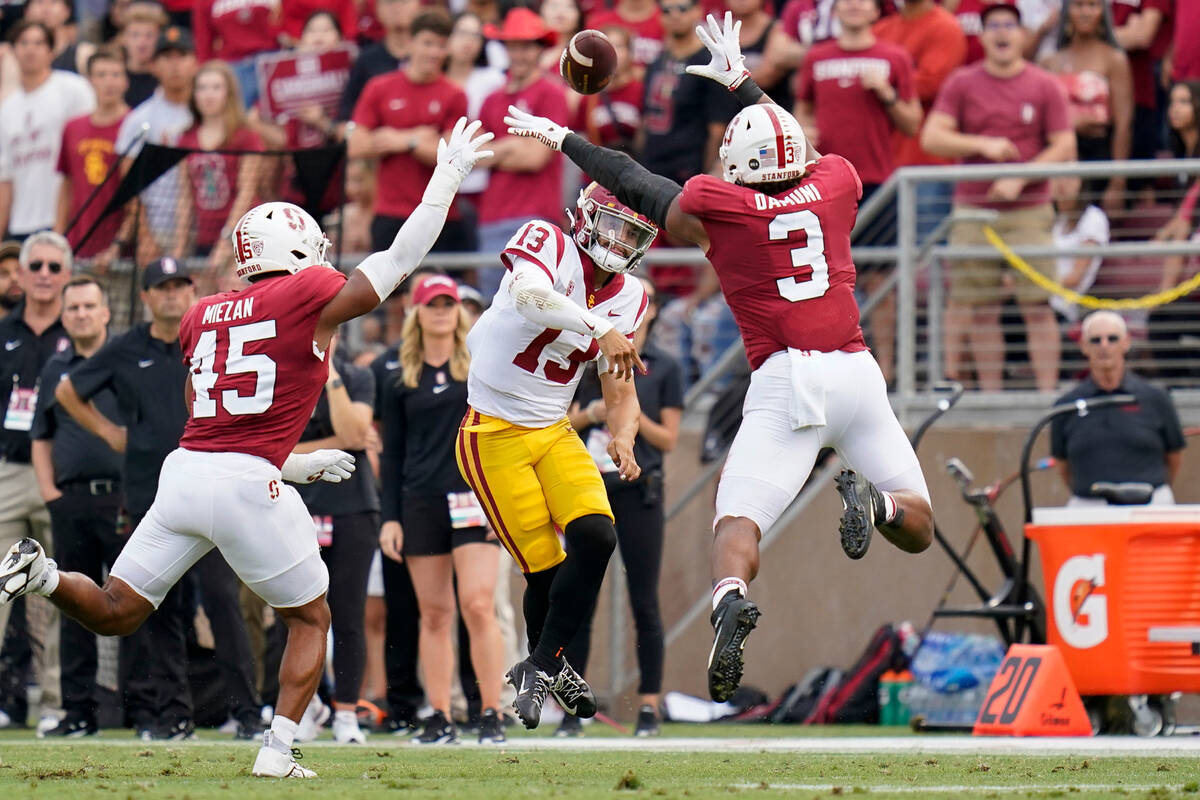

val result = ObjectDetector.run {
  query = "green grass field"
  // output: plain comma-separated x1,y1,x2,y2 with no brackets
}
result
0,726,1198,799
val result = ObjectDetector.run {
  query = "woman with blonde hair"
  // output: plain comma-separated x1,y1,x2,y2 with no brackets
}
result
172,60,265,280
379,274,506,745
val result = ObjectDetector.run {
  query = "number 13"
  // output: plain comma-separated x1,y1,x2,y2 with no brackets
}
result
770,210,830,302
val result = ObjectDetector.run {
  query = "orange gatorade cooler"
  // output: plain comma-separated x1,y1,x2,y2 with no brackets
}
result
1027,506,1200,696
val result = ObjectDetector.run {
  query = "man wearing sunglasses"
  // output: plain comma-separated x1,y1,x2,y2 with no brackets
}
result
0,231,72,729
1050,310,1185,506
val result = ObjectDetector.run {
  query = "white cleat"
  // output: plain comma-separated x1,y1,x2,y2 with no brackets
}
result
0,538,56,605
332,715,366,744
295,694,330,742
251,732,317,778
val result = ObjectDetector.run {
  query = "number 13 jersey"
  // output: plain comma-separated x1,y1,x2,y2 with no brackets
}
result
178,266,347,468
466,220,648,428
678,155,867,370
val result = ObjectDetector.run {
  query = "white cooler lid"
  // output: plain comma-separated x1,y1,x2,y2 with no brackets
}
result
1031,505,1200,525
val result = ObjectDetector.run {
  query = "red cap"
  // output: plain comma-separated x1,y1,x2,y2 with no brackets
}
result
412,274,460,306
980,1,1021,24
482,7,557,45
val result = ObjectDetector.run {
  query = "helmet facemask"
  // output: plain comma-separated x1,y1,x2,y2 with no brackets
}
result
576,198,658,274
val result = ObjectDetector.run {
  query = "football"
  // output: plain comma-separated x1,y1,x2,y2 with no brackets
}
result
559,29,617,95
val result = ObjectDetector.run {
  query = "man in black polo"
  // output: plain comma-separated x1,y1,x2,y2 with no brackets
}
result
30,275,122,737
55,256,196,737
0,231,71,729
1051,310,1186,505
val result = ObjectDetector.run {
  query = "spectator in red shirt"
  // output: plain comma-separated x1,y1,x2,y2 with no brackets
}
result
280,0,356,49
55,46,130,269
475,7,568,298
1152,81,1200,290
348,11,471,253
1111,0,1171,162
1170,0,1199,82
192,0,281,110
922,1,1076,391
570,24,643,154
586,0,664,71
1040,0,1132,214
336,0,420,125
539,0,583,78
795,0,920,385
171,60,266,279
874,0,967,240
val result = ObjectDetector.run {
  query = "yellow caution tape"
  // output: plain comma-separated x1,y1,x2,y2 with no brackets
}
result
982,225,1200,310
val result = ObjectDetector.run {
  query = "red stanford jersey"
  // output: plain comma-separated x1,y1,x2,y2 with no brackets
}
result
678,158,868,370
179,266,347,469
193,0,280,62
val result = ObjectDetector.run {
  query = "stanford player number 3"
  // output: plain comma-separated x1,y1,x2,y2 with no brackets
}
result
190,321,279,418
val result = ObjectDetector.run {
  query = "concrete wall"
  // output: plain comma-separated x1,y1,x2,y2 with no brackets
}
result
571,425,1199,720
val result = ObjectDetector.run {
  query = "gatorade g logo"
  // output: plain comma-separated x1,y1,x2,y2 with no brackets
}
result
1053,554,1108,649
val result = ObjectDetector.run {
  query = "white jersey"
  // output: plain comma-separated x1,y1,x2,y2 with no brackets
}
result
466,219,648,428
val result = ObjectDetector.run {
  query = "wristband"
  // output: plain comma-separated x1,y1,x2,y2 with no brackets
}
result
732,77,766,107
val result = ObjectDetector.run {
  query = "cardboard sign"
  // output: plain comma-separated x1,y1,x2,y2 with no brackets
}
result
257,45,355,122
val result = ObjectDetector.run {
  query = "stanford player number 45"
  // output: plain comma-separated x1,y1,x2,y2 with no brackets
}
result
191,321,279,418
771,210,830,303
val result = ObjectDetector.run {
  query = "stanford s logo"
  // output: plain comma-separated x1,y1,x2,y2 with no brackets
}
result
268,479,280,502
1053,554,1107,649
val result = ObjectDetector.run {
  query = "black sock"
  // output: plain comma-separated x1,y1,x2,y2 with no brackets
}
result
522,565,558,657
529,515,616,674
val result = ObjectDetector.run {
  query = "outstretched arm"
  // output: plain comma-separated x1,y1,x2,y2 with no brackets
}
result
317,118,494,333
508,258,645,380
504,108,709,249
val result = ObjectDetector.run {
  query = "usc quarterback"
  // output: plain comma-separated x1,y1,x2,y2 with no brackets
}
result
457,182,656,729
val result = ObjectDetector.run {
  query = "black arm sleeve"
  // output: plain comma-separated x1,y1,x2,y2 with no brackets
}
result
733,77,767,108
561,134,683,228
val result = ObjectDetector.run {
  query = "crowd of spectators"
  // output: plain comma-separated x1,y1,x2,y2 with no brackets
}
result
0,0,1198,741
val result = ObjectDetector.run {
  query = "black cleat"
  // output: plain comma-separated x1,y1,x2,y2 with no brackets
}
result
412,710,459,744
554,714,583,737
38,714,97,738
505,659,553,730
549,659,596,719
634,705,660,737
707,592,760,703
835,468,884,560
477,708,506,745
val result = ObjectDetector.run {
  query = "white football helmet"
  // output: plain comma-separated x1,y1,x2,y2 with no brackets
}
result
570,182,659,274
719,104,809,186
232,202,331,281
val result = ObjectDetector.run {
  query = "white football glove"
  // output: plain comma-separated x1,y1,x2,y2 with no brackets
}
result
504,105,571,151
281,449,357,484
685,12,751,91
436,117,495,182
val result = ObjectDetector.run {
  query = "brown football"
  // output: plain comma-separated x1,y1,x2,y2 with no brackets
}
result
559,30,617,95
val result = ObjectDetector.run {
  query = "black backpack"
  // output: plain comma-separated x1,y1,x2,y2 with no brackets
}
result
812,624,903,724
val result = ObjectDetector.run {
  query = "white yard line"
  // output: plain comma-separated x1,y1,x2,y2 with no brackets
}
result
13,734,1200,756
729,783,1195,794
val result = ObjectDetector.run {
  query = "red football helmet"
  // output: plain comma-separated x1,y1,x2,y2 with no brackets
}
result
570,182,658,274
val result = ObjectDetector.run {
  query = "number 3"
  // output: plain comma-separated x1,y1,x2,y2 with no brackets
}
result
770,210,830,302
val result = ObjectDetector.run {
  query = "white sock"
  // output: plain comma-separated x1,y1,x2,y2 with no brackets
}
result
334,709,357,726
269,715,299,750
712,577,748,610
35,560,59,596
881,492,898,524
